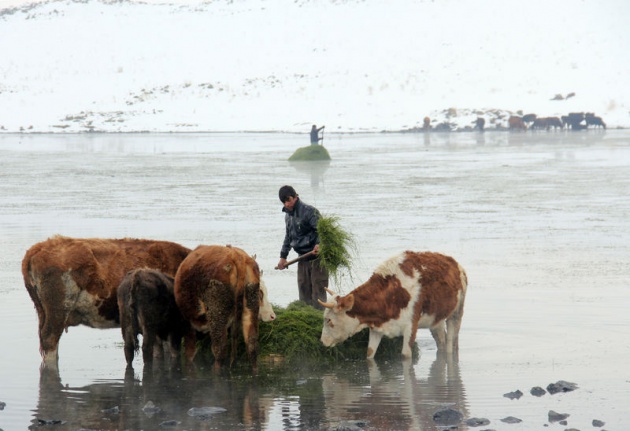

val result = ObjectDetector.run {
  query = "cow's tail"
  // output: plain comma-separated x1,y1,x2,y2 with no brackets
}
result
127,270,141,354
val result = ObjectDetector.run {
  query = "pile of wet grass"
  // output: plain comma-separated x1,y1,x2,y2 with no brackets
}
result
194,301,418,366
258,301,418,364
288,145,331,161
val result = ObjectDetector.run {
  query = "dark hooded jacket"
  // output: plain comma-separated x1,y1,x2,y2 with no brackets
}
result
280,198,321,258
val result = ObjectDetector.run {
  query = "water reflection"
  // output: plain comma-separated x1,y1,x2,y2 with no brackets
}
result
289,160,330,189
322,352,467,430
33,352,467,430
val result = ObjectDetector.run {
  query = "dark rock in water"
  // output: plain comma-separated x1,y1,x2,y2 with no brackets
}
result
548,410,570,422
547,380,578,394
0,401,5,410
331,420,368,431
159,420,181,427
465,417,491,426
503,389,523,400
500,416,522,424
432,408,463,426
36,418,66,425
530,386,546,397
559,420,568,425
142,401,161,416
187,406,228,419
101,405,119,414
592,419,605,427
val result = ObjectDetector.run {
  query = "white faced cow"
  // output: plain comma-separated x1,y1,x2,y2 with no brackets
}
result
319,251,467,359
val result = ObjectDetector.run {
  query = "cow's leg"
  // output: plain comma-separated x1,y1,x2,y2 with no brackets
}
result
402,321,419,359
242,283,259,372
430,320,447,351
367,329,383,359
142,332,156,365
183,329,197,363
446,302,465,354
37,273,69,367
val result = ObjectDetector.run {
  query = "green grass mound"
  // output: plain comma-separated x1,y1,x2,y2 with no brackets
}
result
288,145,331,161
193,301,419,367
258,301,418,363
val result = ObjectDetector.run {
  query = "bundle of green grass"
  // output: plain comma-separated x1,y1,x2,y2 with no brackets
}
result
316,214,357,288
193,301,418,366
288,145,331,161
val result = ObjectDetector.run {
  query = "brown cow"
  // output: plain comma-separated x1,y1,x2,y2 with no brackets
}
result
319,251,467,359
508,116,526,131
117,268,191,367
174,245,267,372
22,235,191,367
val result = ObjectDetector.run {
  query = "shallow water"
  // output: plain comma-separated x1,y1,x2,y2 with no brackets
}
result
1,130,629,430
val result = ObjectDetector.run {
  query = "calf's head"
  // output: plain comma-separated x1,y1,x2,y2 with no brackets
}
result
319,288,361,347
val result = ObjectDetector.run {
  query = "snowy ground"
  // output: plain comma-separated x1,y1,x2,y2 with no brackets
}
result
1,0,629,133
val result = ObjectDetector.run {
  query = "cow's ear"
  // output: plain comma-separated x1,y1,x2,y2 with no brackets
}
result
338,294,355,312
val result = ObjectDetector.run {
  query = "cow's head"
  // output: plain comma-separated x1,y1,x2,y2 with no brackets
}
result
259,273,276,322
319,288,362,347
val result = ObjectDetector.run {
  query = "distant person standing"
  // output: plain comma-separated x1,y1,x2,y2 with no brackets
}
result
310,124,325,145
276,185,329,309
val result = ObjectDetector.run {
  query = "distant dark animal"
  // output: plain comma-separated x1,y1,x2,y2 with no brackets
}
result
319,251,467,359
531,118,548,130
551,94,564,100
117,268,191,367
566,112,587,130
22,236,191,367
508,116,526,130
423,116,431,131
475,117,485,131
565,92,576,100
522,114,537,124
585,113,606,129
174,245,274,372
545,117,563,130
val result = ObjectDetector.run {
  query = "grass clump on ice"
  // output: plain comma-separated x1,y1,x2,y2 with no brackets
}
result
316,214,357,288
288,145,331,161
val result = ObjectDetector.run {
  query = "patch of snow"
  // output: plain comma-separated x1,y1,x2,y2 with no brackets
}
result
1,0,629,133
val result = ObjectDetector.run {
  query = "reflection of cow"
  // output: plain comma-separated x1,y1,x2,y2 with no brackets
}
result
508,116,526,130
322,354,468,431
117,269,191,367
319,251,468,359
174,245,274,371
22,236,191,367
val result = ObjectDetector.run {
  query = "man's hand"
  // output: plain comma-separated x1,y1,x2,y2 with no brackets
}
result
276,258,288,270
313,244,320,254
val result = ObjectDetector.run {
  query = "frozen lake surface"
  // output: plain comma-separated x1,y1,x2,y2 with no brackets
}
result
0,130,629,430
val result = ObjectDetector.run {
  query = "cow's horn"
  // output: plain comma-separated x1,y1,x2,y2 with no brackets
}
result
325,287,336,296
318,299,335,309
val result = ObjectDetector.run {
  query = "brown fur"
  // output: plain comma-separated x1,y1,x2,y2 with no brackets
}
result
22,235,191,365
174,245,261,372
508,115,526,130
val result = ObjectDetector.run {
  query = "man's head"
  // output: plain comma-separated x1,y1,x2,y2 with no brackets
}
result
279,185,298,211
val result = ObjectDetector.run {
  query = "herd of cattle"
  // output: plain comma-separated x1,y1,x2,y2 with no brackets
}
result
21,235,468,372
507,112,606,131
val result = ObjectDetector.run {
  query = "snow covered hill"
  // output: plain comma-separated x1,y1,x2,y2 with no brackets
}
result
1,0,629,133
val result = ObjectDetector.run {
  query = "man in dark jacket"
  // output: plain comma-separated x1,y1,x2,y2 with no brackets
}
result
276,185,328,309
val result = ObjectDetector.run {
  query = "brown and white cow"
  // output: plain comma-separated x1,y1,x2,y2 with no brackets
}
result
22,235,191,367
174,244,273,372
117,268,192,367
319,251,467,359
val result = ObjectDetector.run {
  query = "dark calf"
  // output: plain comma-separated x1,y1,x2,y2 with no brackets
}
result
117,268,189,367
